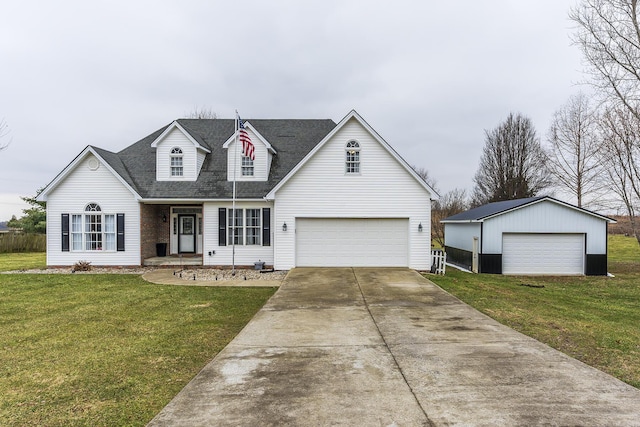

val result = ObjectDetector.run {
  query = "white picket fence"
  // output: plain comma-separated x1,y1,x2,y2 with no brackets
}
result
431,249,447,275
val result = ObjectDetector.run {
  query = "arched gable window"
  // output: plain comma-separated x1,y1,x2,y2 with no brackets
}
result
170,147,183,177
68,203,116,251
84,203,109,251
346,141,360,173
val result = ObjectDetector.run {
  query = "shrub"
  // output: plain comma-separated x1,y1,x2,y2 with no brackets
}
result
73,260,92,272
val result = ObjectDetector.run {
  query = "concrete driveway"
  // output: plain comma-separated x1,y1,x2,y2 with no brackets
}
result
148,268,640,426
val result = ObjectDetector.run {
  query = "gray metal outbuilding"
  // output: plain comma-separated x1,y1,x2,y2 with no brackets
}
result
441,196,615,275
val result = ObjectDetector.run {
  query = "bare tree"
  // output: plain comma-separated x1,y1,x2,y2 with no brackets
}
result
571,0,640,245
570,0,640,120
0,118,10,152
432,188,468,248
472,112,552,206
598,106,640,244
411,166,439,192
410,165,468,247
186,106,218,119
545,93,602,207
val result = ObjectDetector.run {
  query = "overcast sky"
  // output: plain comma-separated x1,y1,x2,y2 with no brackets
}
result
0,0,586,221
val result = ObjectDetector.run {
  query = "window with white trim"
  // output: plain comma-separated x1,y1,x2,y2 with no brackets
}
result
241,155,254,176
71,204,116,251
228,209,243,245
346,141,360,173
71,215,82,250
245,209,261,245
170,147,183,177
228,209,261,245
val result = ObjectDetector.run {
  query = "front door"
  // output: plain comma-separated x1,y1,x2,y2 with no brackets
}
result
178,215,196,253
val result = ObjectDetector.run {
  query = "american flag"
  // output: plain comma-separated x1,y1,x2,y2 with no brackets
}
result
238,115,255,161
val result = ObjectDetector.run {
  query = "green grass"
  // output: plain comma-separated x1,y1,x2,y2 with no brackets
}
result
430,234,640,388
0,272,276,426
0,252,46,271
608,233,640,267
2,237,638,423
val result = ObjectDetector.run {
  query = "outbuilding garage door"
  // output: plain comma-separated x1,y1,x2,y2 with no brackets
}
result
502,233,585,275
296,218,409,267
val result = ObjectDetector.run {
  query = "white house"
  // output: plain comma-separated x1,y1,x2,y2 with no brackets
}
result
441,196,615,276
37,110,437,270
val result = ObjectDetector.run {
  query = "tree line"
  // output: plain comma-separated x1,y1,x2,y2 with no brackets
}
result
426,0,640,246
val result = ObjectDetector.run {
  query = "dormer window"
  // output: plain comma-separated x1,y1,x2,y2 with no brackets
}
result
241,155,254,176
346,141,360,173
170,147,183,177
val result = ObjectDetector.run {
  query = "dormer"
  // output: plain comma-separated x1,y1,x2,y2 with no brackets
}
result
223,121,276,182
151,121,211,181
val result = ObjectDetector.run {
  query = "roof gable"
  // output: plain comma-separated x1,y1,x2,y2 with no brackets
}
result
222,121,277,154
265,110,439,200
36,146,141,202
442,196,615,223
150,121,211,153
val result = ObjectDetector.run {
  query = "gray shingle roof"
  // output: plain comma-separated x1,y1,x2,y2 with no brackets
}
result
442,196,615,222
91,146,138,194
107,118,336,199
442,197,546,221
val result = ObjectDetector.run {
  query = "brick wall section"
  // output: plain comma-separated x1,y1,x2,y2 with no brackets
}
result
140,204,171,260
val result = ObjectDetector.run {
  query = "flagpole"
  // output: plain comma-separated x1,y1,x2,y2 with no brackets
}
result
232,111,238,275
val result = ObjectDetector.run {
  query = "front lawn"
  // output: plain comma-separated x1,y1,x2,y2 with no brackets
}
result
0,252,46,272
430,234,640,388
0,272,276,426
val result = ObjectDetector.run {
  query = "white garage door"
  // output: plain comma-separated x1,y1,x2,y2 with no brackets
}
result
502,233,585,275
296,218,409,267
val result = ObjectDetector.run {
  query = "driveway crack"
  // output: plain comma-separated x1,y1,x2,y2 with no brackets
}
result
351,268,434,427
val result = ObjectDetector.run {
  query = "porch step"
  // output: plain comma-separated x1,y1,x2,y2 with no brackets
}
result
144,256,203,267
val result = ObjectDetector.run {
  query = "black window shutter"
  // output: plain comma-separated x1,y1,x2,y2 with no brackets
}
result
218,208,227,246
262,208,271,246
116,213,125,251
61,214,70,252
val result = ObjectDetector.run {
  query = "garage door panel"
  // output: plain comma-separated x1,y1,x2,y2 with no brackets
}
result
296,218,408,267
502,233,584,275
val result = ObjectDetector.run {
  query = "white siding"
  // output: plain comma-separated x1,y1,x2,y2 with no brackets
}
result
226,129,271,181
46,154,141,266
444,223,481,252
482,201,607,254
197,150,206,176
202,202,274,266
271,118,432,270
156,128,199,181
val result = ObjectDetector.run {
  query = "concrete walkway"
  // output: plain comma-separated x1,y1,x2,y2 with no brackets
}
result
148,268,640,426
